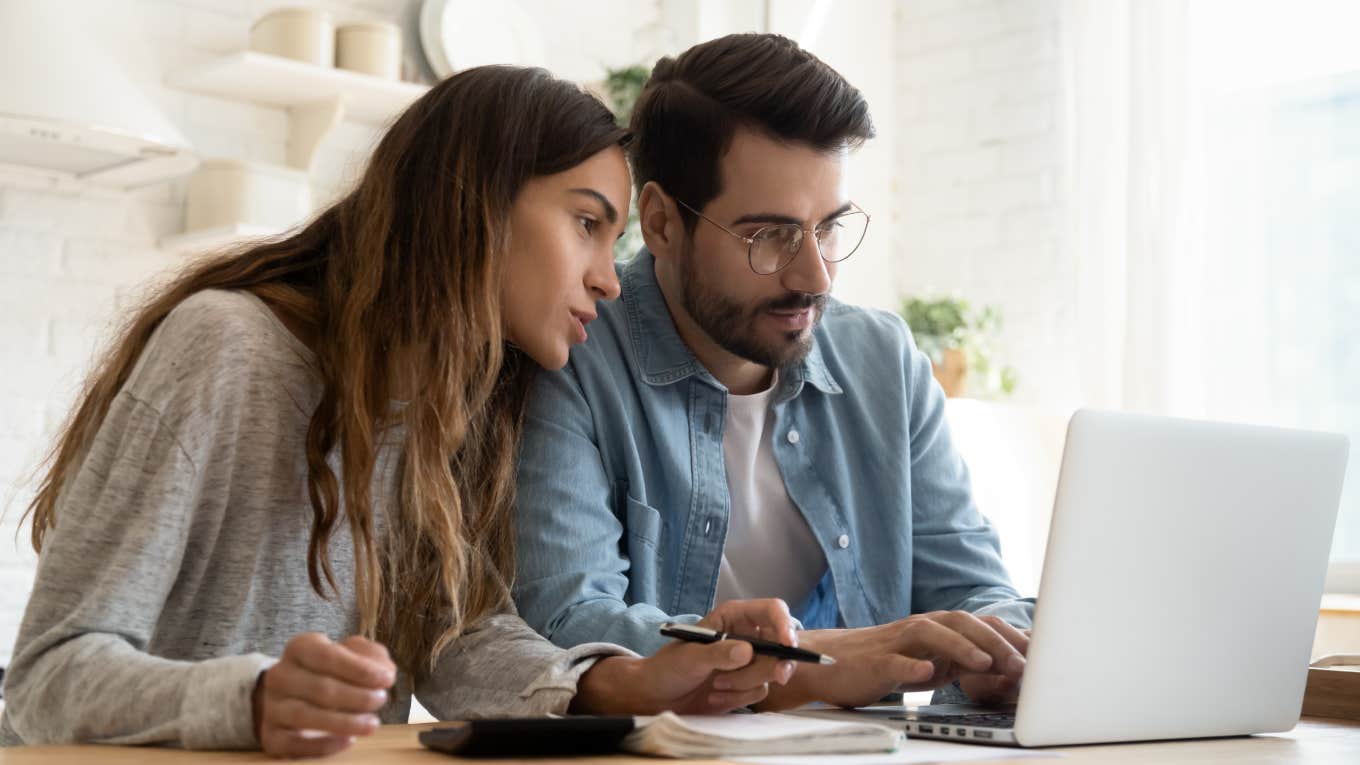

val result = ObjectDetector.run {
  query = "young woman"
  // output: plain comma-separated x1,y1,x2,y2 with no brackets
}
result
1,66,797,757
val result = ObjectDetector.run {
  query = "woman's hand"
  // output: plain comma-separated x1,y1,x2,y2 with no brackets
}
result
253,633,397,758
572,598,799,715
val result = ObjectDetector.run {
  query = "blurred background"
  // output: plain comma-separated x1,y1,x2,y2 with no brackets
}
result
0,0,1356,663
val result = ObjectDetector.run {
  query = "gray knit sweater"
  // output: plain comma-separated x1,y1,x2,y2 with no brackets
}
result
0,289,627,749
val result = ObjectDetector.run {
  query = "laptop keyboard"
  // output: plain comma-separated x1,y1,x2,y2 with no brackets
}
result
909,712,1017,729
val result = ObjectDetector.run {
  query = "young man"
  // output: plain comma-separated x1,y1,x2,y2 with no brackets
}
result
513,34,1033,709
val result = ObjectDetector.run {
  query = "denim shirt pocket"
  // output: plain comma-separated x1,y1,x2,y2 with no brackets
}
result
623,494,665,604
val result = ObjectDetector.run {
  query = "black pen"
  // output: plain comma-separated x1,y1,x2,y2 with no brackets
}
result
659,622,836,665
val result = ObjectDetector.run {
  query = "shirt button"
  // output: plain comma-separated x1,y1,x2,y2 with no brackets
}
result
787,429,801,444
837,534,850,549
704,519,712,535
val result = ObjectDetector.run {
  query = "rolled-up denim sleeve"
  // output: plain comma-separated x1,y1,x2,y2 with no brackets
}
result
902,332,1034,631
512,365,695,656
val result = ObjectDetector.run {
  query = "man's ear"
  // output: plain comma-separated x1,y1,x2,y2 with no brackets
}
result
638,181,683,262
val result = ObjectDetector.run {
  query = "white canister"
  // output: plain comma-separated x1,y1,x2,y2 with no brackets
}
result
250,7,334,67
185,160,312,233
336,21,402,80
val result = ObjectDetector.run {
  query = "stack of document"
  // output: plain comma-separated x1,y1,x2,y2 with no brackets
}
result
623,712,902,758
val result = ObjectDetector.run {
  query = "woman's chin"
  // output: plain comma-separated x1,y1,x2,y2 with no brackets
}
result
525,343,570,371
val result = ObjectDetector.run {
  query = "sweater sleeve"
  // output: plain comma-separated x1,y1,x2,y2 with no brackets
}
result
1,391,271,749
414,610,635,720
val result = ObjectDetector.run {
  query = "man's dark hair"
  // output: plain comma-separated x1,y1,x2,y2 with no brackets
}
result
628,33,875,230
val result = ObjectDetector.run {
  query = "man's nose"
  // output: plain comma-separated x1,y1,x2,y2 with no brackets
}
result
779,232,832,296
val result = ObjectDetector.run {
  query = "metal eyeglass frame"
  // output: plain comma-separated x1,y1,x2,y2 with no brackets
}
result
673,198,871,275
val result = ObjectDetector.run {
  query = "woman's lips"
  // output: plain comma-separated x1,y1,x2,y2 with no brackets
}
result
570,310,595,343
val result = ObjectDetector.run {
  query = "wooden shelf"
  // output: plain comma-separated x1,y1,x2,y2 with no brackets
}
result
167,51,429,174
168,51,428,124
1321,594,1360,616
1304,655,1360,721
161,51,431,246
159,223,283,255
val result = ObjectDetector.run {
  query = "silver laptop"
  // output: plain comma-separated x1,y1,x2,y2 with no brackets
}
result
901,408,1349,747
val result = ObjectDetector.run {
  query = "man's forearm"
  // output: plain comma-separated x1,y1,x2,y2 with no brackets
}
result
541,598,702,656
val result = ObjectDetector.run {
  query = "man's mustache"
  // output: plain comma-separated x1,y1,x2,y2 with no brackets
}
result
759,293,828,313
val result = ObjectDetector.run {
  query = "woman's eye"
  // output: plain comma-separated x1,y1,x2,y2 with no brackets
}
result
578,216,598,235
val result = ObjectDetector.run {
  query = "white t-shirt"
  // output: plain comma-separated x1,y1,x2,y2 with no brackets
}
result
714,376,828,608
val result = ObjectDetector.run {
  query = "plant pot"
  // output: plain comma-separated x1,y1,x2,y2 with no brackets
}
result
932,347,968,398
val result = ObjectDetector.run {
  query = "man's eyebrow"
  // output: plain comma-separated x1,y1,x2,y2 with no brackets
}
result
819,202,855,224
730,202,854,228
568,188,618,225
731,212,801,227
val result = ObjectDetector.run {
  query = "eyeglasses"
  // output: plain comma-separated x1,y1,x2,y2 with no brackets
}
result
675,198,871,275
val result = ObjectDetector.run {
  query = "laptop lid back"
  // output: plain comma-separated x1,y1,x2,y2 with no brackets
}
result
1014,409,1348,747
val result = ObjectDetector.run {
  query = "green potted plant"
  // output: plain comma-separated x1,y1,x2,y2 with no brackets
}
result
899,295,1018,399
602,64,649,125
601,64,649,259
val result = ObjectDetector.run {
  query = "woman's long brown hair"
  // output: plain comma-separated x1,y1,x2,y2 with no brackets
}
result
21,66,628,678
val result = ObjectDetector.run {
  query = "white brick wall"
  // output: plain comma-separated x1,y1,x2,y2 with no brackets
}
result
0,0,1075,675
0,0,657,667
894,0,1077,406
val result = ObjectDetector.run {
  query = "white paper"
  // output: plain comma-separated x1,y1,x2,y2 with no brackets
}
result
724,706,1061,764
733,739,1058,765
626,712,902,757
635,712,894,740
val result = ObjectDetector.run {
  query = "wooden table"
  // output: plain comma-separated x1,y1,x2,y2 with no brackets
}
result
1,717,1356,763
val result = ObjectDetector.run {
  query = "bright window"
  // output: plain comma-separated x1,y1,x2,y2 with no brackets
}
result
1191,1,1360,583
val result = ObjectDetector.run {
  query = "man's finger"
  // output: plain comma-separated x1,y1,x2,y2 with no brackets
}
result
725,599,797,646
877,653,936,687
711,656,793,691
981,617,1030,657
693,639,756,671
656,638,756,687
896,618,995,673
931,612,1026,677
703,684,771,712
960,673,1018,705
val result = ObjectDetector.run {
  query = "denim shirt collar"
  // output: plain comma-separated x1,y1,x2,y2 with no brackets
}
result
619,249,843,397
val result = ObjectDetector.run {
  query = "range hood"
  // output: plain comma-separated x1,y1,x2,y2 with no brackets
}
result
0,2,197,188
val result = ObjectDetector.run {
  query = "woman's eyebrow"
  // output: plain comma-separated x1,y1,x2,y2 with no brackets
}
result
568,189,619,224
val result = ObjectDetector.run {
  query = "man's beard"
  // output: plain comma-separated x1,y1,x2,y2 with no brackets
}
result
679,239,827,369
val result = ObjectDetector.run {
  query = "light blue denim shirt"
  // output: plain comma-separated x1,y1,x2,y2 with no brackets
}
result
513,250,1032,655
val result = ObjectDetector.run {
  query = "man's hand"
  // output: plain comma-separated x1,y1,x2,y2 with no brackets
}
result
571,598,799,714
253,633,396,758
958,627,1030,704
757,611,1029,710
